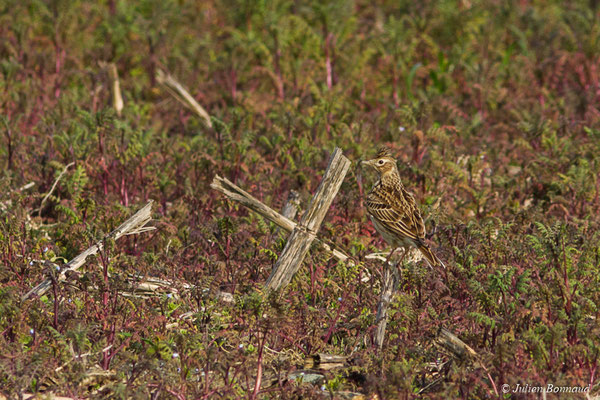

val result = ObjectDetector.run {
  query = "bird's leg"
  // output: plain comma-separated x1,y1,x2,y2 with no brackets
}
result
396,248,408,267
383,247,398,267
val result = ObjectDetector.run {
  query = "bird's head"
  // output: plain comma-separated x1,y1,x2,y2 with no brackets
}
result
361,147,397,176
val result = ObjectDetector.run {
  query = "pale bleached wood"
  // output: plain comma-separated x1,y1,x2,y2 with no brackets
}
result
98,61,124,116
374,261,400,349
107,63,124,117
265,228,313,290
37,162,75,217
304,353,347,370
0,182,35,212
210,176,350,262
433,328,499,397
22,200,155,301
434,327,478,361
266,148,351,290
371,248,421,348
0,394,76,400
156,69,212,128
211,176,296,232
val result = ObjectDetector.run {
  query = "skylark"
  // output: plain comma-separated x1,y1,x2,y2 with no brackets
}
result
362,147,445,268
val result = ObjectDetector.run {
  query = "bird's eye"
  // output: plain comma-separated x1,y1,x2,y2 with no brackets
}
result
377,160,385,165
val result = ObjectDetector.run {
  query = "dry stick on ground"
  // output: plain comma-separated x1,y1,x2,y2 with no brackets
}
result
156,69,212,128
265,148,351,291
18,182,35,192
434,328,499,397
107,63,124,117
0,394,76,400
0,182,35,211
435,328,478,360
121,275,234,303
210,176,351,263
22,200,155,301
304,353,348,370
37,162,75,217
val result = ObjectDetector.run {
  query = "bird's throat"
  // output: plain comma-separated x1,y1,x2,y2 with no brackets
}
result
380,170,402,188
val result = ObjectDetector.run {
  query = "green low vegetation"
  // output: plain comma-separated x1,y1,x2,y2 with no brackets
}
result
1,0,599,398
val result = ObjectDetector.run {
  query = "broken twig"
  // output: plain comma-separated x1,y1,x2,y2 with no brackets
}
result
22,200,155,301
37,162,75,217
156,69,212,128
434,328,499,397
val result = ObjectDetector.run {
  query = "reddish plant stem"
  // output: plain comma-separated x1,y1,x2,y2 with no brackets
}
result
52,275,59,330
3,119,12,170
53,31,64,100
322,299,344,343
325,33,334,90
274,36,284,100
274,331,309,355
392,66,399,107
250,331,267,400
230,68,237,101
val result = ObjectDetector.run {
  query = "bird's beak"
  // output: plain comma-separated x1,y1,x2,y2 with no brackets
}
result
361,160,374,169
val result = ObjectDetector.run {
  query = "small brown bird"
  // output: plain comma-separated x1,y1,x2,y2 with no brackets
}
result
362,147,445,268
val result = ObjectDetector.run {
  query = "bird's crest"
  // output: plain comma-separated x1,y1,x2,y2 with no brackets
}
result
376,147,393,159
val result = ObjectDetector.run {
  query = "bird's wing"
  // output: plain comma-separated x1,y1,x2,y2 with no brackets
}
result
366,189,426,242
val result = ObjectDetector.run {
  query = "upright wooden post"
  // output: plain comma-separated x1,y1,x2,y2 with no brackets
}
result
368,249,420,349
374,263,399,348
265,148,350,291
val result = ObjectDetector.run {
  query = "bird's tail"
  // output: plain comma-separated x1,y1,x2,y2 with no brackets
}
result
417,243,446,269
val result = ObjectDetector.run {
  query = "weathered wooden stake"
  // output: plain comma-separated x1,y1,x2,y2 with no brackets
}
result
211,175,350,263
374,262,400,349
265,148,350,290
22,200,155,301
367,249,421,349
